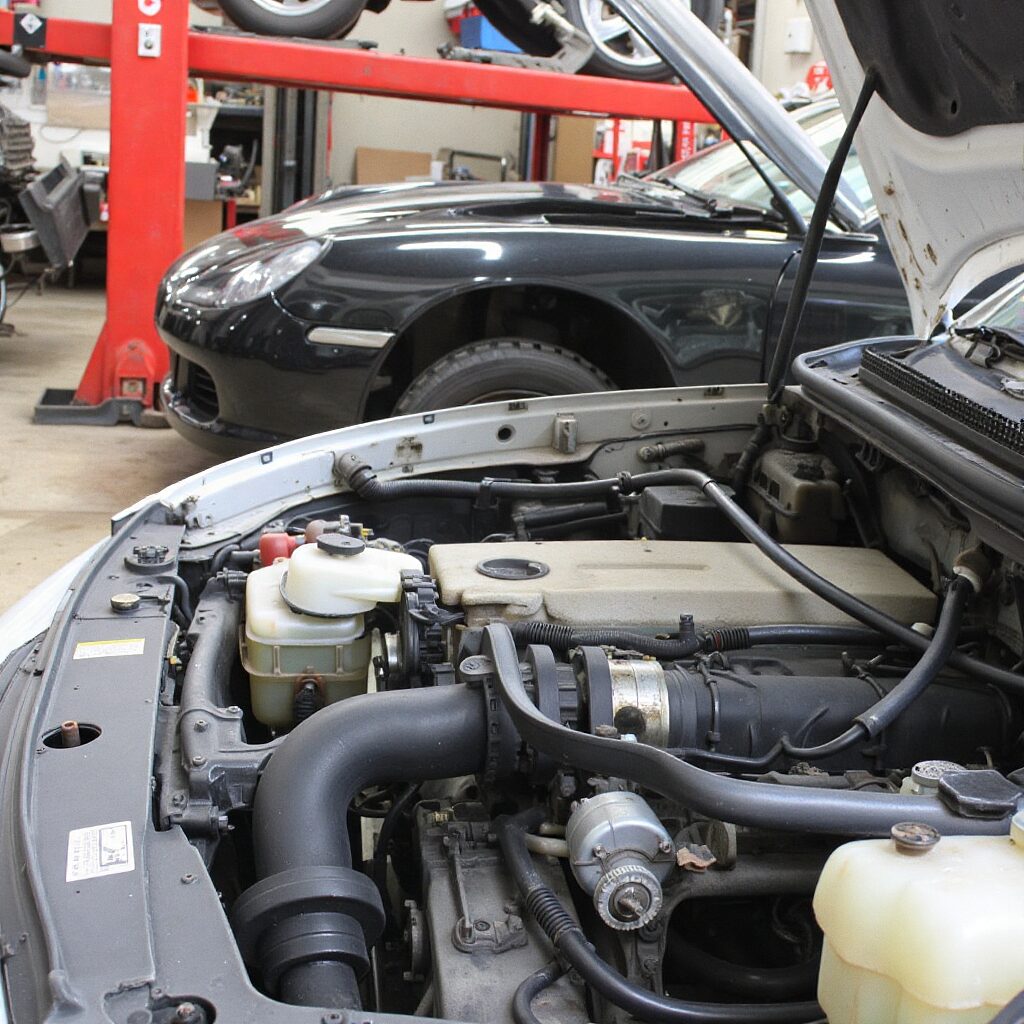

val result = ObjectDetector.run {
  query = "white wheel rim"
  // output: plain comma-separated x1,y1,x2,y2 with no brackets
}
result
247,0,337,16
577,0,665,69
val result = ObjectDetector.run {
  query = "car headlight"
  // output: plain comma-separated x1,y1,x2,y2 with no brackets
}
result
173,238,326,308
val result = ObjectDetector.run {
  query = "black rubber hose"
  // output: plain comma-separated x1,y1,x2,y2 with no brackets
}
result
664,938,819,1003
728,624,884,649
512,962,564,1024
253,684,487,876
512,622,885,658
509,620,703,658
495,810,823,1023
166,573,195,623
992,989,1024,1024
210,543,240,574
371,783,420,935
484,624,1015,836
854,576,971,736
179,578,241,710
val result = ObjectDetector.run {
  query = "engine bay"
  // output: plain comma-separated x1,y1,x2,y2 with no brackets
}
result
12,393,1024,1024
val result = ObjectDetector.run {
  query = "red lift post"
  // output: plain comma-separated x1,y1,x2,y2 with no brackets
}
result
0,7,712,426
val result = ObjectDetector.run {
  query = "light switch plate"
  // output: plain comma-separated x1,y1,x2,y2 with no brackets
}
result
138,23,162,58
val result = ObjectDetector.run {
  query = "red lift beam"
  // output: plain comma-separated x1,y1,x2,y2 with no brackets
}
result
0,8,712,423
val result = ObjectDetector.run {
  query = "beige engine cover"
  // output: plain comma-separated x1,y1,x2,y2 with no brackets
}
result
428,540,935,629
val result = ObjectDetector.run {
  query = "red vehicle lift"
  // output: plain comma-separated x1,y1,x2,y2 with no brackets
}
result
0,3,711,427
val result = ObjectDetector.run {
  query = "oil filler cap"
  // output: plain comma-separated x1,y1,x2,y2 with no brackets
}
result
476,557,549,581
317,533,365,557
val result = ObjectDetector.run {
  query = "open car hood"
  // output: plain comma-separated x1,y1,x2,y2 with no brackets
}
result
611,0,866,232
806,0,1024,337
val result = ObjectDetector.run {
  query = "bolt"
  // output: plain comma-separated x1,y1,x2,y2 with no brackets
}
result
60,720,82,748
191,754,206,768
170,792,186,807
611,883,651,921
891,821,941,853
226,705,241,715
592,843,606,858
175,1004,200,1024
658,840,674,855
640,955,659,977
321,1015,343,1024
474,919,491,932
194,719,208,732
180,873,196,885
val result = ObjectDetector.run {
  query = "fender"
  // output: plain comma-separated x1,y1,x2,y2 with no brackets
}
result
356,277,675,419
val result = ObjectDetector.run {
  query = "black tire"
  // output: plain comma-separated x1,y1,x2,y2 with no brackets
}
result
563,0,723,82
475,0,559,56
393,339,614,414
218,0,365,39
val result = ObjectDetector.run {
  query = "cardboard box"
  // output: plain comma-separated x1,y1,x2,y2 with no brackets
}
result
184,199,224,251
552,115,597,184
354,147,433,184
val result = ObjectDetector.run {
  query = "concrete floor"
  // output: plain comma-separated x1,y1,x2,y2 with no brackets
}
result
0,286,221,613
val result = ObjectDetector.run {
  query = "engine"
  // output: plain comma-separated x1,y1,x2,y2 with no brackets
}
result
157,440,1024,1024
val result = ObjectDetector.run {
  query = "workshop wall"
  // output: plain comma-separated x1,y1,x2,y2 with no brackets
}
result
328,2,522,185
749,0,825,94
39,0,222,27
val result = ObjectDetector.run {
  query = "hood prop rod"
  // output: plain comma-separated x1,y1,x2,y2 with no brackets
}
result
733,68,879,492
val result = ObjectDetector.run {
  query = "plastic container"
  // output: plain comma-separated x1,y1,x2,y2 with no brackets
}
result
814,819,1024,1024
282,538,421,617
241,539,420,727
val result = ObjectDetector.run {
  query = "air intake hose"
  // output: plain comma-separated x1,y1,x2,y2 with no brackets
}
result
232,684,488,1010
484,623,1017,837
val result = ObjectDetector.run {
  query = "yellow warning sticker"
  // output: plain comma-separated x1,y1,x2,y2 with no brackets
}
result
72,638,145,660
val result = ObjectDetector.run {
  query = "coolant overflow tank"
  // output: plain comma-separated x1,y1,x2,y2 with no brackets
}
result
814,814,1024,1024
241,536,421,728
566,791,675,931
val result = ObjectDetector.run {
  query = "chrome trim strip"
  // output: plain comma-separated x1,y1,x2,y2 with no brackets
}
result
307,326,395,349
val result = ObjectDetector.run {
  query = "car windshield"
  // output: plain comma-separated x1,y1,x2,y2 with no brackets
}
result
954,270,1024,337
647,103,875,223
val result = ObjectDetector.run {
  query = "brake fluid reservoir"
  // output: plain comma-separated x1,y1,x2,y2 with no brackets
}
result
241,534,421,727
814,816,1024,1024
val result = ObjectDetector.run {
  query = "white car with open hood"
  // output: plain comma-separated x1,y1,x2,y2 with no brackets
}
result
2,3,1024,1024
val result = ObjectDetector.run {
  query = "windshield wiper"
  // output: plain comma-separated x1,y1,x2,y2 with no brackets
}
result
951,323,1024,364
620,173,782,222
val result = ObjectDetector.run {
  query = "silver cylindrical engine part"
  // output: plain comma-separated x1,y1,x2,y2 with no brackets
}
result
609,659,670,747
565,790,675,930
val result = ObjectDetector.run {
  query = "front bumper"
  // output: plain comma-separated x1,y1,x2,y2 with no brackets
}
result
160,370,284,457
156,295,383,454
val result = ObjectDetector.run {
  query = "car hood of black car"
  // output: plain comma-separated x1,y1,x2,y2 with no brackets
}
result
163,178,745,285
807,0,1024,338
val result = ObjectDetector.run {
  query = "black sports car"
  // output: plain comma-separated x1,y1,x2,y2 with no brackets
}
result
159,101,909,455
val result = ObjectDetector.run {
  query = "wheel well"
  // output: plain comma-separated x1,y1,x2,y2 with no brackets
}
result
363,285,674,419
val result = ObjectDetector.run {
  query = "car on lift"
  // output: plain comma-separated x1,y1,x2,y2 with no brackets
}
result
211,0,723,82
6,2,1024,1023
159,10,924,458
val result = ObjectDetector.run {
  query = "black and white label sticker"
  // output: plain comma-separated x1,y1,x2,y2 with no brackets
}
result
73,638,145,660
66,821,135,882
